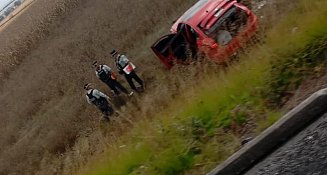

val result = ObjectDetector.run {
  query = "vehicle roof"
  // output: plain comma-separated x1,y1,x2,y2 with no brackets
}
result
171,0,236,32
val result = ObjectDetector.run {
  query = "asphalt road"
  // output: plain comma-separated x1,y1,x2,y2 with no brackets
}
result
245,114,327,175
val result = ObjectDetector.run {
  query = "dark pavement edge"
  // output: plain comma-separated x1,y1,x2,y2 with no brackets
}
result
207,88,327,175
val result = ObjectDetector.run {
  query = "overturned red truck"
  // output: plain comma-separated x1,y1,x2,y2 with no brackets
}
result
151,0,258,69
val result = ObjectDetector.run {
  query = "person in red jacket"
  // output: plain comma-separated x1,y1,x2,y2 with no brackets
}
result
110,49,144,92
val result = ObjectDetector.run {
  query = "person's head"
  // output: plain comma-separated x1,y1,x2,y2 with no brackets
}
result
92,60,98,67
110,49,118,58
92,61,100,71
84,83,92,90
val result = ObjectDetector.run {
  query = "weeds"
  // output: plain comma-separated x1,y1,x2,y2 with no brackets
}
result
1,0,327,174
265,32,327,107
81,0,327,175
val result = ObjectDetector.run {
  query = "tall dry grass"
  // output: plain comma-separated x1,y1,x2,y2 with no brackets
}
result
0,0,302,174
0,0,201,174
80,0,327,174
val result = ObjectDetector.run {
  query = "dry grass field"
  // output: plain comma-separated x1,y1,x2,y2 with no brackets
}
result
0,0,200,174
0,0,315,174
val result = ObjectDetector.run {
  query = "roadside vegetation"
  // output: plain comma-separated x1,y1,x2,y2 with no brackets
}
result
81,0,327,174
0,0,326,174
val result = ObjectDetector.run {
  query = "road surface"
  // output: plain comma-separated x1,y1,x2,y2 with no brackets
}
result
245,114,327,175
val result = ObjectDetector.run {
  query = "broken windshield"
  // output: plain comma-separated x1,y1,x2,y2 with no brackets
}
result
203,5,248,45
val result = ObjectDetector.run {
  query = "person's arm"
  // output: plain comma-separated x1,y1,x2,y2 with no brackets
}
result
116,57,124,74
95,71,100,78
85,95,92,104
103,65,117,79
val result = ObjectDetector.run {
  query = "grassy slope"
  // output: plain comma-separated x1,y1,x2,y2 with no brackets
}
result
81,0,327,175
0,0,198,174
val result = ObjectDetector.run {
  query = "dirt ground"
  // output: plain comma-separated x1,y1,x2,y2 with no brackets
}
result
0,0,325,174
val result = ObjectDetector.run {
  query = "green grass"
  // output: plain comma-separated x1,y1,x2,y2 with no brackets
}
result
80,0,327,174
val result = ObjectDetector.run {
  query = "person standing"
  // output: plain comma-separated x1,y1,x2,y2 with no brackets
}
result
110,49,144,92
84,83,113,121
93,61,133,96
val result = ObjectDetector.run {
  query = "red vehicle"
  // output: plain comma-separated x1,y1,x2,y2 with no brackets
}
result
151,0,258,69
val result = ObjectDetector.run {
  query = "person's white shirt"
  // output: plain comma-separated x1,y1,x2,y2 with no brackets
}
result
85,89,110,104
116,54,130,69
95,65,112,78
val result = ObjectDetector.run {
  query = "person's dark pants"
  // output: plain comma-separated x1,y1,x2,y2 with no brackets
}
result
104,79,129,95
96,99,114,121
124,71,143,90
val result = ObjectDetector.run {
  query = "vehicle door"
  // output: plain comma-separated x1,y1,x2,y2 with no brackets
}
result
151,27,190,69
178,23,199,59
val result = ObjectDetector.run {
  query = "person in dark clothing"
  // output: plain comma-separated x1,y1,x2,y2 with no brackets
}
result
84,83,113,121
93,61,133,96
110,49,144,92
